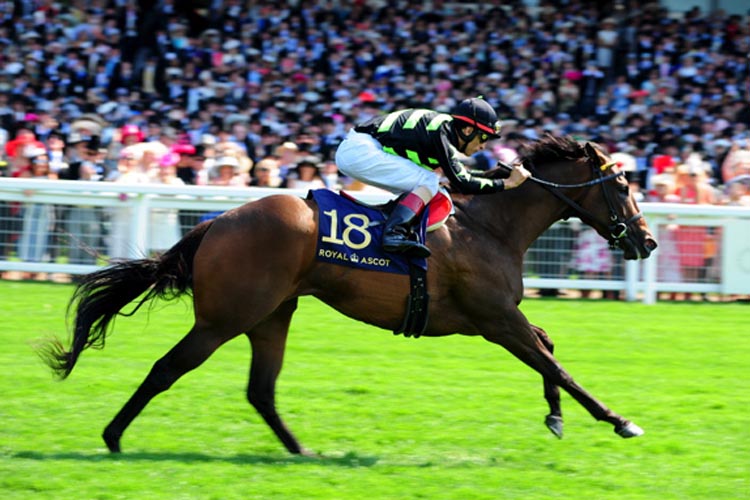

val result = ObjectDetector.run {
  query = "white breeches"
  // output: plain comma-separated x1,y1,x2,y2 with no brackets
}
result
335,129,441,198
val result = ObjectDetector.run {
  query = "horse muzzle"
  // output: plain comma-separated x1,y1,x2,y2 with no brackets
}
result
636,237,658,260
619,235,657,260
610,212,657,260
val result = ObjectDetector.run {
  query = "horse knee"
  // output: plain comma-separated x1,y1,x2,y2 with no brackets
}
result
540,335,554,353
532,325,555,353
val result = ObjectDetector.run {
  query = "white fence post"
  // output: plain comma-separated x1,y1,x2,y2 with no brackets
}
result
129,193,150,259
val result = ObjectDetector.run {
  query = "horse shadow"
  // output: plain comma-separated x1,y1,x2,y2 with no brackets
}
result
12,449,379,468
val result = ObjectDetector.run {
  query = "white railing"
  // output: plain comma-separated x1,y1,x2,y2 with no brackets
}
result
2,177,750,303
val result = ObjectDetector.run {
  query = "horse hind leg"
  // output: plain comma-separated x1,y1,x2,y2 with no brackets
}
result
531,324,563,439
245,299,313,456
102,324,231,453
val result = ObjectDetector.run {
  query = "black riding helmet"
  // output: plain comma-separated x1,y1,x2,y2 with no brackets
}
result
451,97,502,153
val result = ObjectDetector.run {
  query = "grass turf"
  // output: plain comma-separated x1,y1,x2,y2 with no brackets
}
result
1,281,747,499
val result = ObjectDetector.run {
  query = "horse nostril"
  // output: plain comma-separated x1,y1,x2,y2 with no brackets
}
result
644,238,658,252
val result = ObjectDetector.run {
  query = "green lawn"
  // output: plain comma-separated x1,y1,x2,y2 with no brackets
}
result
1,281,748,499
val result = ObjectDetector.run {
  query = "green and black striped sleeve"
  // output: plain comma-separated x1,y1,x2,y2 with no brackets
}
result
437,139,506,194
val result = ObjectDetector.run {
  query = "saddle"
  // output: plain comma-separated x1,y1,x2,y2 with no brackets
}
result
339,191,455,338
312,189,454,338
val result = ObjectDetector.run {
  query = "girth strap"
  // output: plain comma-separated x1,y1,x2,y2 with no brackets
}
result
393,262,429,338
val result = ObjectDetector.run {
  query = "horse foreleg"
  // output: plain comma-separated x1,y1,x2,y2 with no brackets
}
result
102,325,227,452
245,299,312,456
530,324,563,439
485,311,643,438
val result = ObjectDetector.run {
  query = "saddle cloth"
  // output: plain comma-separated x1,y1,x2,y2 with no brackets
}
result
310,189,428,274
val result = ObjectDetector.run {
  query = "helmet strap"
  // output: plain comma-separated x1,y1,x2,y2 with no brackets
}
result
456,126,478,154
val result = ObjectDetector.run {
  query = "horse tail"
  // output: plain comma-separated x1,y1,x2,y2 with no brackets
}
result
38,221,214,379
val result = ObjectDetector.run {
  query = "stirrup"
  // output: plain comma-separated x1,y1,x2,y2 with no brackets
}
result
382,235,431,258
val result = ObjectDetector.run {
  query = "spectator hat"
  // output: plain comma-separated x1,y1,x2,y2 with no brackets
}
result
201,28,221,39
651,173,675,190
172,143,196,155
295,155,322,169
97,102,117,116
678,153,711,176
223,39,241,50
70,113,107,136
120,124,144,142
67,132,87,145
652,154,676,174
20,31,42,40
159,152,180,167
24,146,47,159
216,156,240,169
611,152,637,172
118,147,138,160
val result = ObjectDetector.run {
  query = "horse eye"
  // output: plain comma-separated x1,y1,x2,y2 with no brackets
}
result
619,184,630,195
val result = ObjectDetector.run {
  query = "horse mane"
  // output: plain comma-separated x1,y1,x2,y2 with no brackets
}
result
518,134,587,168
481,134,587,179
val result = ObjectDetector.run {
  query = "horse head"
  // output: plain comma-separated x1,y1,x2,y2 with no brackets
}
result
577,142,657,260
518,136,657,260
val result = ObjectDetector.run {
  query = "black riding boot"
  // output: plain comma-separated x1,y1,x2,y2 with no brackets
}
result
382,204,431,258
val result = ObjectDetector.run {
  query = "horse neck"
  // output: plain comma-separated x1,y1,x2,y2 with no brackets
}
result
508,186,571,253
456,185,570,257
462,160,585,254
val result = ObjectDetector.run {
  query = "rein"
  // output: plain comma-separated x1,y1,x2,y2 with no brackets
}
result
500,143,643,249
497,160,622,188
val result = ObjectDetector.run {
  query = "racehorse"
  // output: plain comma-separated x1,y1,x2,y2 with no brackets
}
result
38,135,657,455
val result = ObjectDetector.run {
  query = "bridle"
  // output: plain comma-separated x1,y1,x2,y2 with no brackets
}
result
505,143,644,250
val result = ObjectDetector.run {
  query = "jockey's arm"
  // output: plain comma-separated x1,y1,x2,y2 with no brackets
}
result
462,160,530,189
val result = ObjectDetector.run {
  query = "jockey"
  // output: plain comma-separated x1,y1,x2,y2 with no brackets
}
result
335,96,531,258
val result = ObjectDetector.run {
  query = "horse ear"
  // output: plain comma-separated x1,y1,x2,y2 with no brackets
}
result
583,142,606,167
583,142,598,159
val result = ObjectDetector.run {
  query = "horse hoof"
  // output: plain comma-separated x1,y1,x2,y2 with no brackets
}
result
545,414,564,439
298,448,320,458
102,429,121,453
616,421,644,438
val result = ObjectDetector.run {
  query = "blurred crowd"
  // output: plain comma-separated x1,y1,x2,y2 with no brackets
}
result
1,0,749,294
1,0,749,205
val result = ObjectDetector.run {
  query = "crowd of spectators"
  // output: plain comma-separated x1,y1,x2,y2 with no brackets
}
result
0,0,748,200
1,0,750,291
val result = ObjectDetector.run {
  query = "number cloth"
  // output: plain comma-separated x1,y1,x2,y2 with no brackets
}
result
310,189,427,274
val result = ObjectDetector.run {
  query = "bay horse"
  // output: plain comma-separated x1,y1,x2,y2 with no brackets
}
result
38,135,657,456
